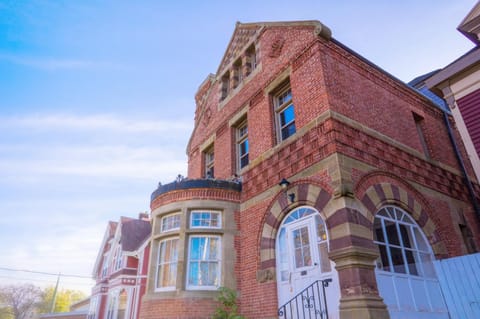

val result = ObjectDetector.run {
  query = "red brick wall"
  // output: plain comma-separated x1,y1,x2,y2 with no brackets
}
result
187,25,321,179
140,298,217,319
151,22,480,319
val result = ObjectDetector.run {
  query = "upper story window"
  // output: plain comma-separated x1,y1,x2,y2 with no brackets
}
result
232,59,242,89
113,246,122,271
274,83,296,142
161,213,181,232
236,120,249,170
245,45,257,76
221,73,230,101
101,255,108,278
191,211,221,228
156,237,179,291
412,112,430,158
204,145,214,178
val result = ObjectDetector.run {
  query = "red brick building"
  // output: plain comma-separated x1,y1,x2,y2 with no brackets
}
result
90,214,151,319
139,21,480,319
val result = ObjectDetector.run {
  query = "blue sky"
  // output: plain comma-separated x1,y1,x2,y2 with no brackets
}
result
0,0,476,294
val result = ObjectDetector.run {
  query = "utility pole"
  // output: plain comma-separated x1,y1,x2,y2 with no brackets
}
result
49,273,61,313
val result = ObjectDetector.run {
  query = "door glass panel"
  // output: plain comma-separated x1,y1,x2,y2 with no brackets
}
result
278,228,289,281
318,241,331,272
293,226,312,268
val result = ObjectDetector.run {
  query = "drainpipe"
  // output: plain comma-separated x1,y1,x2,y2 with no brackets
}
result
442,110,480,220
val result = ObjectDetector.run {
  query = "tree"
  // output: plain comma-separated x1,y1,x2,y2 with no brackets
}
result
0,284,42,319
38,287,86,314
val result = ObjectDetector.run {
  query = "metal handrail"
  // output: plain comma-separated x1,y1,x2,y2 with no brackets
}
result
278,278,332,319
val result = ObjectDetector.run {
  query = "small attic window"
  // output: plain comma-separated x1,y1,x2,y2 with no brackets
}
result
232,59,242,89
220,72,230,101
245,45,257,76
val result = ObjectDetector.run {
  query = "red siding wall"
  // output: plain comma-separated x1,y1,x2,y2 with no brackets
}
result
458,89,480,156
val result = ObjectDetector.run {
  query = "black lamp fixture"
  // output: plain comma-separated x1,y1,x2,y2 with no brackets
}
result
279,178,290,189
279,178,295,203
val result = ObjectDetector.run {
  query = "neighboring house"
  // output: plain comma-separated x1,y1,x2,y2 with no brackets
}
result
38,298,90,319
425,1,480,181
89,214,151,319
139,20,480,319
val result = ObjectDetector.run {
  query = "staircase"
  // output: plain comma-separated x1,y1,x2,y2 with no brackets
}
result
278,279,332,319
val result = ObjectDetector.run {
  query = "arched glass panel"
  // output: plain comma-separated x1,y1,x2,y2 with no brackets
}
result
374,206,435,278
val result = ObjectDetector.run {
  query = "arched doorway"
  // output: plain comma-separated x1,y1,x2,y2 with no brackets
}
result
374,206,449,318
276,206,340,318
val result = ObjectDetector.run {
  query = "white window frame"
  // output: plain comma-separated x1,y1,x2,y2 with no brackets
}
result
186,235,222,290
374,206,436,278
190,210,221,229
113,245,122,271
155,237,179,291
274,84,296,142
161,213,181,233
101,254,109,278
236,120,249,171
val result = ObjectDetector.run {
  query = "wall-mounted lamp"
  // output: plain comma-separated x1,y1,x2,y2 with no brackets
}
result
279,178,290,189
279,178,295,203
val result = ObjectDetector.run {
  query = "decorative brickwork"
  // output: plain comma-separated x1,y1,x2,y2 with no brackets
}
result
257,181,332,281
355,171,447,257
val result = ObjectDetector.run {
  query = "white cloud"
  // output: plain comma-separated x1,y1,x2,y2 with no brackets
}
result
0,113,191,133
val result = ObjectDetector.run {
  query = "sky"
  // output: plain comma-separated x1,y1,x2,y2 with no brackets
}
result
0,0,476,295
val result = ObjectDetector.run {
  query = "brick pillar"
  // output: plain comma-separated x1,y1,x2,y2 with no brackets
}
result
326,197,389,319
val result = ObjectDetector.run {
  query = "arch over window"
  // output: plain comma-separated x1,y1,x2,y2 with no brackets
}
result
374,206,436,278
276,206,330,282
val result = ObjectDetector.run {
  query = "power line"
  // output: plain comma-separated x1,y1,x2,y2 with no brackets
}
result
0,274,93,286
0,266,91,279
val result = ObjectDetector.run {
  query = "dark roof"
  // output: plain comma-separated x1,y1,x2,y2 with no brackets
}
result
408,71,450,113
120,219,151,251
408,69,441,87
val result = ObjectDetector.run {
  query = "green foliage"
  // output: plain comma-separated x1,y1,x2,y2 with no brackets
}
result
212,287,246,319
38,287,87,314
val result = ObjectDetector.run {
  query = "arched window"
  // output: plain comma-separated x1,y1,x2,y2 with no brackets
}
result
373,206,436,277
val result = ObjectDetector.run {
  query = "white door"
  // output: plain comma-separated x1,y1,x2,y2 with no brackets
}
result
276,207,339,318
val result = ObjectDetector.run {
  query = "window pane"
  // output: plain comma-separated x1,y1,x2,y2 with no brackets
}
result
281,122,296,140
293,226,312,268
377,244,390,271
399,224,413,248
374,218,384,242
191,211,221,228
390,247,406,273
405,249,418,275
419,252,436,278
414,227,429,252
384,220,400,246
278,228,289,281
280,104,295,126
188,236,220,288
157,238,178,289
